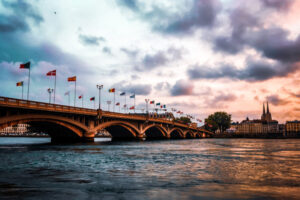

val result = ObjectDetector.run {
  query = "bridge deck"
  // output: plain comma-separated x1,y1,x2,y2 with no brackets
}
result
0,96,210,134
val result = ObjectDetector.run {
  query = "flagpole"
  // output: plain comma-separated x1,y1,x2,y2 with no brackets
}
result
21,84,24,100
134,95,136,113
27,66,30,100
113,92,115,112
82,96,83,108
74,80,76,107
94,100,95,109
125,95,126,113
119,105,120,112
68,93,70,106
54,73,56,104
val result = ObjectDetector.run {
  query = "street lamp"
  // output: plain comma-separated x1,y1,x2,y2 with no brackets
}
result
107,100,111,111
96,84,103,110
47,88,54,104
145,99,150,114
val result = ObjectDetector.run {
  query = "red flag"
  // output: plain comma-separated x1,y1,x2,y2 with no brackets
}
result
90,97,95,101
130,106,134,110
78,95,83,99
150,101,155,104
19,62,30,69
68,76,76,82
109,88,115,93
116,102,120,106
46,70,56,76
16,81,23,86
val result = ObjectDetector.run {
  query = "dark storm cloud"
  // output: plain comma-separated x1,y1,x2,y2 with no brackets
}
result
135,47,184,71
113,81,152,95
79,34,106,46
170,80,194,96
154,0,221,34
247,28,300,63
117,0,221,35
266,95,290,106
261,0,294,11
187,59,299,81
0,0,43,32
213,8,259,54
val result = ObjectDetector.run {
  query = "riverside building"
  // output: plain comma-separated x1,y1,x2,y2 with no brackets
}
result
234,102,279,136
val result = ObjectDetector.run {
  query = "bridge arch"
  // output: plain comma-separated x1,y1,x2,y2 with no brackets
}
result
92,120,140,140
142,124,168,140
169,127,185,139
0,114,88,141
184,130,195,139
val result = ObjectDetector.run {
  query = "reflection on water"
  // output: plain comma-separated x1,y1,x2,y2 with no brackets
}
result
0,138,299,200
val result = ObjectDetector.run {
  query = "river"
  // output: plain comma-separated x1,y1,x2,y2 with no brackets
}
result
0,137,299,200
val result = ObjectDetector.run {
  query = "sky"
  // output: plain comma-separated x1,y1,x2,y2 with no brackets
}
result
0,0,300,124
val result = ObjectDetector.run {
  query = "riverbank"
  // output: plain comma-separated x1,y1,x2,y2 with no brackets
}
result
212,132,300,139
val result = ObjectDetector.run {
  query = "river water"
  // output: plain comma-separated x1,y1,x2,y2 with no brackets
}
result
0,137,299,200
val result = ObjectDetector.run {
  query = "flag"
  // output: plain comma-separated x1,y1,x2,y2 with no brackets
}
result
163,105,166,108
19,62,30,69
46,70,56,76
68,76,76,82
16,81,23,86
120,92,126,96
130,94,135,98
78,95,83,99
130,106,134,110
150,101,155,104
90,97,95,101
160,105,163,108
156,103,160,106
116,102,120,106
177,111,181,113
109,88,115,93
64,91,70,95
124,104,127,107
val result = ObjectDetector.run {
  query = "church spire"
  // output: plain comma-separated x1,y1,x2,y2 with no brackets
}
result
267,101,270,114
263,102,266,115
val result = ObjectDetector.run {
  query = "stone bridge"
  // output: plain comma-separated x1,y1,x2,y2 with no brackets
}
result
0,97,212,142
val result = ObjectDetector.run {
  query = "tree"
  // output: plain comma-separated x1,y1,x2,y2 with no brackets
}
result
205,112,231,133
174,116,191,124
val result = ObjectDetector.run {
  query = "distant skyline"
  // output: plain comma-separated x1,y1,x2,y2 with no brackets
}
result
1,0,300,123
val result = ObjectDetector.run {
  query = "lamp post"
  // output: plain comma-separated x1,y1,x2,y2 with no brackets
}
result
47,88,54,104
107,101,111,111
145,99,150,114
96,84,103,110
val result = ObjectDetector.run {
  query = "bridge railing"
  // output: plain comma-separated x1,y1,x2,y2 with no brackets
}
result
0,96,97,115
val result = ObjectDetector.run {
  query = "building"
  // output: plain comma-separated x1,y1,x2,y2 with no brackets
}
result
0,124,29,136
286,120,300,137
234,102,279,135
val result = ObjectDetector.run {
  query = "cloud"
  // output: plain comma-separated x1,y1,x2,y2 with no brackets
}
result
0,0,43,33
187,59,299,81
79,34,105,46
117,0,221,35
247,27,300,63
120,47,139,58
266,94,290,106
135,47,184,71
154,82,171,91
213,8,259,54
261,0,294,11
102,47,112,54
113,81,152,95
204,92,237,109
170,79,194,96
